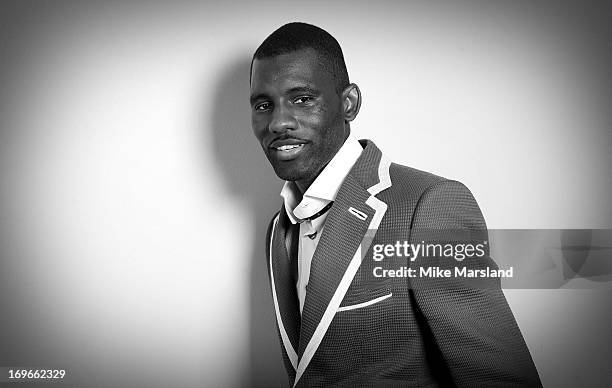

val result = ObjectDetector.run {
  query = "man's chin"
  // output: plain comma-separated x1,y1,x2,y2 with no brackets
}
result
273,169,304,183
271,164,309,183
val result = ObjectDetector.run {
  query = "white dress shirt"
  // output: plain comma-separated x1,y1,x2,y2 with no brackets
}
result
280,135,363,314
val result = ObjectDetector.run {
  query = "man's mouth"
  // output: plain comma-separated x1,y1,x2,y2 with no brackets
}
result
269,142,306,160
276,144,304,151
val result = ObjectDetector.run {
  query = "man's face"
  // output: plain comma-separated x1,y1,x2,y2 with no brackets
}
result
250,48,347,190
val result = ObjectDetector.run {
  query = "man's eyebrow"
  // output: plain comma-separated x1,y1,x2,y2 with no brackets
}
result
287,86,319,95
249,86,320,105
249,93,268,105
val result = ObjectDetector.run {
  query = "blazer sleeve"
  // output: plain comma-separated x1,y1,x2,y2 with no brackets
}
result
409,180,542,387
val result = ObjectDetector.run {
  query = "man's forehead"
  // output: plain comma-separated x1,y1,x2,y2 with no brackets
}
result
252,49,318,76
250,49,334,93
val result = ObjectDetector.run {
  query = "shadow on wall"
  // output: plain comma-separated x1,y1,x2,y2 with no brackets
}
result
208,54,287,386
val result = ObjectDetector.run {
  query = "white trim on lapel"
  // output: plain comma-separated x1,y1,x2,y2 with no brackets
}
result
367,155,392,195
293,195,388,386
269,214,298,370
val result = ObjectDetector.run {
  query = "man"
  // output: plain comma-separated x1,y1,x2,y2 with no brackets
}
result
250,22,541,387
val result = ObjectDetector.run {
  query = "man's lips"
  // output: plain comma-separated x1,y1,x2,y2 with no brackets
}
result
268,139,308,161
268,138,308,148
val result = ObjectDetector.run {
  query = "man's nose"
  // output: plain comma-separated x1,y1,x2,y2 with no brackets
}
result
268,104,297,134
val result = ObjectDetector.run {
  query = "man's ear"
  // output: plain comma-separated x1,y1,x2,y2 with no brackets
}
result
342,83,361,122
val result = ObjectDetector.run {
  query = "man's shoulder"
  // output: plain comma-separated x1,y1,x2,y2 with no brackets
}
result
387,162,450,196
265,211,282,261
266,211,281,232
382,162,482,217
383,161,486,229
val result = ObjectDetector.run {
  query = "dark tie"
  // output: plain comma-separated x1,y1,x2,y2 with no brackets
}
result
288,223,300,285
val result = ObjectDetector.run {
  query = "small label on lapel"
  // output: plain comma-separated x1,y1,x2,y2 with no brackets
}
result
348,207,368,221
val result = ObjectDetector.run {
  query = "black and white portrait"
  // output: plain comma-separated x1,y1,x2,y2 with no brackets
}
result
1,1,610,387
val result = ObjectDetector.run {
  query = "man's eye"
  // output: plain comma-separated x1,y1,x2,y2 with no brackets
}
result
293,96,313,104
254,102,271,111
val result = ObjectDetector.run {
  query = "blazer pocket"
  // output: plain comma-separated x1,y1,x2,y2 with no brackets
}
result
337,292,392,312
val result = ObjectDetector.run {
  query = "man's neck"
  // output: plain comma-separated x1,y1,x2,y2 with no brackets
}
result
295,164,327,195
295,179,312,196
295,132,351,194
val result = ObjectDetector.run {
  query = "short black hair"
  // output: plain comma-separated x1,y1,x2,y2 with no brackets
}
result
251,22,349,94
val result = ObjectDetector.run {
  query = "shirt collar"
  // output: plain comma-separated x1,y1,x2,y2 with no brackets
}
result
280,135,363,224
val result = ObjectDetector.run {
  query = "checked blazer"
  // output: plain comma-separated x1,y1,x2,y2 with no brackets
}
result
265,140,542,387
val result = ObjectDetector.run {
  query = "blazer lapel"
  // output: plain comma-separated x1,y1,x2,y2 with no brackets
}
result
293,140,391,386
